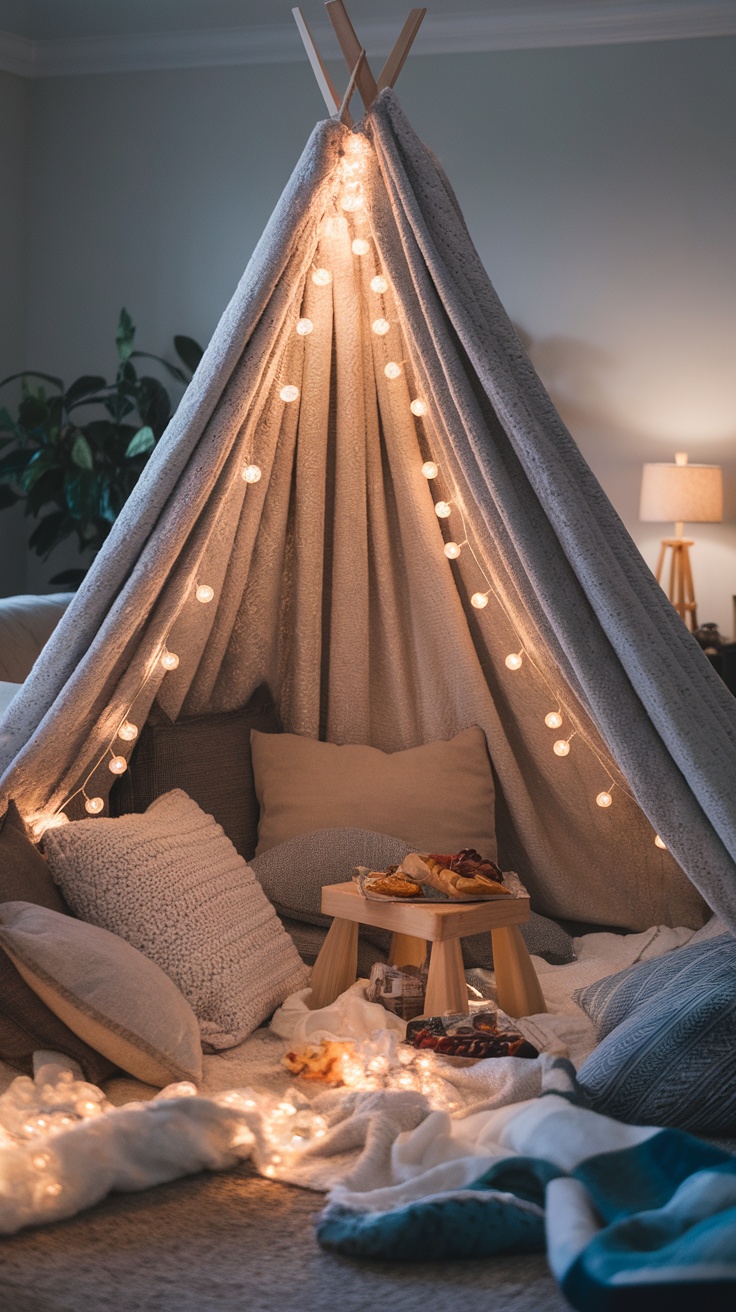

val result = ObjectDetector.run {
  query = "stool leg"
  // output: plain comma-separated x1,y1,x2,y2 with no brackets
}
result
424,939,467,1016
491,925,546,1018
389,933,427,970
308,917,359,1010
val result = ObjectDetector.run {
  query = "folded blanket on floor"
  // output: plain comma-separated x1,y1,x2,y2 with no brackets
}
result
316,1091,736,1312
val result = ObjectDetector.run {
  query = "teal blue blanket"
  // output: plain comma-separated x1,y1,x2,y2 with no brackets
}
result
316,1089,736,1310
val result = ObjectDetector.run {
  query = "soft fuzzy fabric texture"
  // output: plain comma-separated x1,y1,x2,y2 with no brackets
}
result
0,92,727,937
575,933,736,1132
43,790,309,1049
0,902,202,1086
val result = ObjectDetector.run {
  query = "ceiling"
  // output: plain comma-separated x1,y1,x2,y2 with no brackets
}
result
1,2,734,78
1,0,734,42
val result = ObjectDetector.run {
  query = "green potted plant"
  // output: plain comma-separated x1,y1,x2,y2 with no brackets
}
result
0,309,203,587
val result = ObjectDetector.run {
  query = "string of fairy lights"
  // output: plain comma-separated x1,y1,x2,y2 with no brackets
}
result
34,132,665,850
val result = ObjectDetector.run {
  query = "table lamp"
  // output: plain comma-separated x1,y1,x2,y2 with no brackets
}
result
639,451,723,630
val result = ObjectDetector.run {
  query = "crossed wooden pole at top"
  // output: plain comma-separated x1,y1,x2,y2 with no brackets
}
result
292,1,426,127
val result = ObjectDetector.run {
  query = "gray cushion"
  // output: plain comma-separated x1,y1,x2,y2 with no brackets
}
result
110,683,280,860
576,934,736,1133
250,828,574,970
0,800,114,1082
0,902,203,1088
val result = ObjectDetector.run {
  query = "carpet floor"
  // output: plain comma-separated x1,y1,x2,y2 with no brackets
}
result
0,1162,570,1312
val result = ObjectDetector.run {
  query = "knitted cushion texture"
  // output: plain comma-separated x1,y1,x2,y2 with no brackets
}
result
43,790,309,1050
575,934,736,1132
110,684,280,860
0,800,115,1082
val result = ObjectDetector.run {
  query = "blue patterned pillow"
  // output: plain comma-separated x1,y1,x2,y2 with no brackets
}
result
576,934,736,1132
574,934,734,1039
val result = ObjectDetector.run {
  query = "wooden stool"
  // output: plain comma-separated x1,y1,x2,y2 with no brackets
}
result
308,882,547,1018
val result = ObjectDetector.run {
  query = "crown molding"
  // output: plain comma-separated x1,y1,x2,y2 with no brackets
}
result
1,3,735,79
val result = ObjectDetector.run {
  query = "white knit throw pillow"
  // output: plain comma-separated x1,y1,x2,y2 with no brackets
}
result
44,790,309,1049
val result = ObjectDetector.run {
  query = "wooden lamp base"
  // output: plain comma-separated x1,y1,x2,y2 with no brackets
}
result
655,537,697,631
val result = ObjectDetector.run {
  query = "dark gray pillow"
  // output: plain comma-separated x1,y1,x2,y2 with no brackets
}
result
249,828,574,970
110,683,280,860
576,934,736,1133
0,800,115,1083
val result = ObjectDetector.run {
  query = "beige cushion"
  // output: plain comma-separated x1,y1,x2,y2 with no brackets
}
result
44,790,309,1050
251,726,497,860
0,902,202,1088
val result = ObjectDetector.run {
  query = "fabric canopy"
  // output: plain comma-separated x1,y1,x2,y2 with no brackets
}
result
1,91,734,934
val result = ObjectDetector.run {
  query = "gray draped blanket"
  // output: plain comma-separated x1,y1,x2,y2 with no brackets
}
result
1,90,733,934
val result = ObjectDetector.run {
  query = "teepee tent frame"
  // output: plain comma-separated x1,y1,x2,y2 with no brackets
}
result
0,4,734,940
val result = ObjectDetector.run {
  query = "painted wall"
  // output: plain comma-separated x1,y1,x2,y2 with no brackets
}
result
4,37,736,629
0,69,28,595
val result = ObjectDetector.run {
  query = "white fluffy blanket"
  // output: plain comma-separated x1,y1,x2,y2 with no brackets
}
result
0,919,722,1234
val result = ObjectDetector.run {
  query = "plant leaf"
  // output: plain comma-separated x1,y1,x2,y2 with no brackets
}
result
130,351,188,385
116,308,136,363
124,425,155,458
0,449,33,481
49,567,88,588
0,370,63,391
21,447,61,492
28,510,68,556
0,484,19,509
64,375,107,407
71,433,94,470
0,406,22,437
174,336,204,375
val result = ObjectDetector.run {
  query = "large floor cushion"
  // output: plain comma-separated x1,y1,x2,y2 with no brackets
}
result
0,799,115,1083
575,934,736,1133
44,790,309,1050
111,684,280,860
251,726,497,859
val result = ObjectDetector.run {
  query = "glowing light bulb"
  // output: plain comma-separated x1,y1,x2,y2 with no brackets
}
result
654,834,667,850
352,238,370,255
32,1153,50,1171
280,385,299,403
372,318,390,336
118,720,138,741
45,1182,62,1198
505,652,523,670
596,791,613,808
421,461,438,479
471,592,489,609
160,650,179,671
340,189,363,212
545,711,563,729
371,275,388,294
78,1100,99,1117
434,501,451,518
312,268,332,287
410,399,428,417
196,584,214,604
384,361,401,379
84,797,104,815
242,464,262,483
296,318,313,336
32,812,69,838
444,542,461,559
553,739,570,757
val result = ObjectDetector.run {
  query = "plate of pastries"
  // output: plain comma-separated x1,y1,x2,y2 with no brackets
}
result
356,848,514,902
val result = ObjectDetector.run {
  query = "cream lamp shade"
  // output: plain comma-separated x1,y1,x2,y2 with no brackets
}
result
640,452,723,530
639,452,723,632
